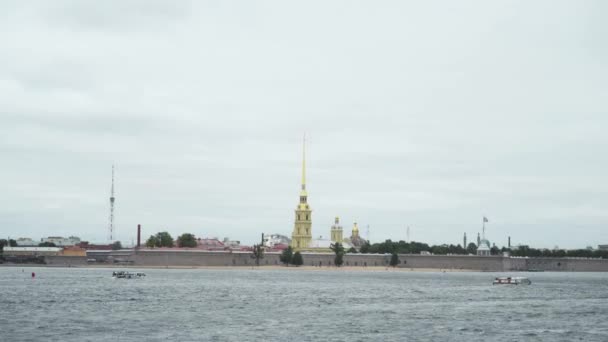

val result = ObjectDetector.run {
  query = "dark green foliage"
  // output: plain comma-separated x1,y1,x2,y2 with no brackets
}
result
145,235,158,248
466,243,478,255
280,246,293,266
359,239,432,255
251,243,265,266
177,233,198,248
144,232,174,248
330,242,345,267
156,232,174,247
111,241,122,250
292,251,303,266
347,247,358,254
355,237,608,259
552,249,566,258
390,253,399,267
509,247,608,259
38,242,57,247
359,240,371,253
1,239,18,254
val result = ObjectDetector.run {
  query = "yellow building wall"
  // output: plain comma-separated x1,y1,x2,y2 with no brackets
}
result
61,248,87,256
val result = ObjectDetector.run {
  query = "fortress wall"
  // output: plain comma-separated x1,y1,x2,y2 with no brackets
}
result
126,251,608,271
344,254,389,267
503,257,528,271
395,255,505,271
129,252,504,271
45,256,88,266
525,257,608,272
36,249,606,271
132,250,283,267
302,253,388,267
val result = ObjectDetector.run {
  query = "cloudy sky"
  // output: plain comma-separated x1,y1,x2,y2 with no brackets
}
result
1,1,606,248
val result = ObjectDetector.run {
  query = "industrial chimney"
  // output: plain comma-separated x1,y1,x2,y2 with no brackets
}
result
137,224,141,249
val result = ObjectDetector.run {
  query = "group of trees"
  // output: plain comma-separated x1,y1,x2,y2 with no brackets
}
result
355,239,608,259
176,233,197,248
146,232,175,248
0,239,17,253
111,241,122,250
279,246,303,266
144,232,200,248
510,246,608,259
357,239,501,256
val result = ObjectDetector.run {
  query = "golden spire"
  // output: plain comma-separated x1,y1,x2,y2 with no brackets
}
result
301,134,306,193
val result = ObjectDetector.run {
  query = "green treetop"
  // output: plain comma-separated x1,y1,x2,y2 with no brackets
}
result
292,251,303,266
177,233,197,248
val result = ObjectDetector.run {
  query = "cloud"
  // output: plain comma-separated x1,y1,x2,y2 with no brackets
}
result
0,1,606,248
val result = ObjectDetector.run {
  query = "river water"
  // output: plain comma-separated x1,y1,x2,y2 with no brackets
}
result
1,267,607,341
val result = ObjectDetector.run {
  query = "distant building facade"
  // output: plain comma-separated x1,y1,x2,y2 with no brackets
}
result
41,236,81,246
263,234,291,248
3,247,63,256
15,238,36,246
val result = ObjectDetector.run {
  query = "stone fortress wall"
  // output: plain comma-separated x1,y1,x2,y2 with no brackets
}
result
61,249,608,272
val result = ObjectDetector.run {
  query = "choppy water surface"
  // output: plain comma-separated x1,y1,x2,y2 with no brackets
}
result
1,268,607,341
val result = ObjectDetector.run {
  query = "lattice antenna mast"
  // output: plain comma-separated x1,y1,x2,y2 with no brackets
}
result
109,165,116,243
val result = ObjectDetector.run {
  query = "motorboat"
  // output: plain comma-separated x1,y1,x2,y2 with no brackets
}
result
112,271,146,279
493,276,531,285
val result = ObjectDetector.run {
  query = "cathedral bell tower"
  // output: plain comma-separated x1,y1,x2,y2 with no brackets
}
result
331,217,343,243
291,136,312,250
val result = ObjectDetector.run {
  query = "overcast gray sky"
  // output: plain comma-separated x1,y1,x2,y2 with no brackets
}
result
1,1,606,248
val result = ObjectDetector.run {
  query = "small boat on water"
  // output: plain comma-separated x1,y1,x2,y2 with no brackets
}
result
493,276,531,285
112,271,146,279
